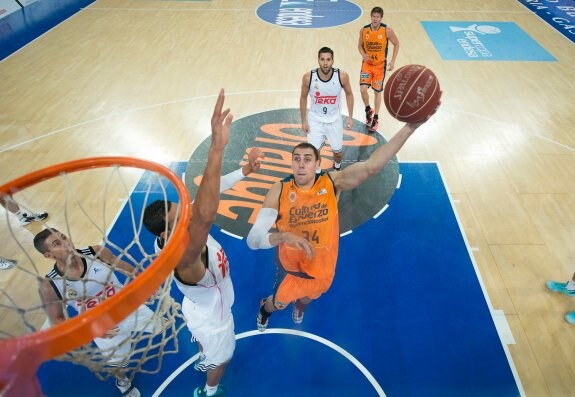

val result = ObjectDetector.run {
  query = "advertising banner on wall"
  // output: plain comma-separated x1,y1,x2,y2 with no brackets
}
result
516,0,575,43
0,0,21,20
18,0,39,6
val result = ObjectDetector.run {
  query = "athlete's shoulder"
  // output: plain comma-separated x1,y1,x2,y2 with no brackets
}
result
77,246,96,257
323,170,339,191
154,236,164,254
45,265,59,279
206,234,222,250
320,170,336,183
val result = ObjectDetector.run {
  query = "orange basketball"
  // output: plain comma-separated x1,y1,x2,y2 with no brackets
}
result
384,64,442,123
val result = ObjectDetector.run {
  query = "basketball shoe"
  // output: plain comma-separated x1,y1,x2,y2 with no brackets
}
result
0,257,17,270
368,117,379,133
333,162,341,171
365,107,374,125
546,280,575,297
116,378,141,397
565,311,575,324
18,211,48,226
292,301,304,324
256,299,269,332
194,385,224,397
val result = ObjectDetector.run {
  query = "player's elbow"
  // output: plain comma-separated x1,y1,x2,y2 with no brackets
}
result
365,162,380,178
246,229,263,250
247,207,277,249
246,232,258,250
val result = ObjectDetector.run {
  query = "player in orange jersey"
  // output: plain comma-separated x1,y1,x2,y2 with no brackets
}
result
247,104,439,331
358,6,400,133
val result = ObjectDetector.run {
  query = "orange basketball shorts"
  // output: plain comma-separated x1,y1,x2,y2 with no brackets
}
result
272,269,334,310
360,61,386,92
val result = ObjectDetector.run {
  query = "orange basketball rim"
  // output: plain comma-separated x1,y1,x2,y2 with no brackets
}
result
0,157,191,397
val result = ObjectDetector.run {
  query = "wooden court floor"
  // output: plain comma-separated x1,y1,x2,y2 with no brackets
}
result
1,1,574,396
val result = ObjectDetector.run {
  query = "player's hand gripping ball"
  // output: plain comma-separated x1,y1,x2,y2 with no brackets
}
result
384,64,442,123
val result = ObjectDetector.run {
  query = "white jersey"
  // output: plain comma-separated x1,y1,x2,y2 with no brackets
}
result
46,247,122,314
155,234,234,326
308,68,343,123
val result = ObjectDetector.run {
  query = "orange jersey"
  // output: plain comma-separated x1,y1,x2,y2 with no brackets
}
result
361,23,389,66
276,172,339,280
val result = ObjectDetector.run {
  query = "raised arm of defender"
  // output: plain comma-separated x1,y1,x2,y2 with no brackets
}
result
176,89,232,281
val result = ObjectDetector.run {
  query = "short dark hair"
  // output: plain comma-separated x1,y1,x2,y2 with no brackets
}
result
34,228,60,254
318,47,334,59
292,142,320,161
371,7,383,16
143,200,172,237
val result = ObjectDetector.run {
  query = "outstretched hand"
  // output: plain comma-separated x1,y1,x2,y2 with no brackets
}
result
243,147,265,175
211,89,233,151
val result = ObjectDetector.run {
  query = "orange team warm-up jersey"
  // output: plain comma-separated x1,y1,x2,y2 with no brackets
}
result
275,172,339,280
361,23,389,66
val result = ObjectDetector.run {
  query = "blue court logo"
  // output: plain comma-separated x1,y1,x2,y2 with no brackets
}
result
422,21,556,61
256,0,361,29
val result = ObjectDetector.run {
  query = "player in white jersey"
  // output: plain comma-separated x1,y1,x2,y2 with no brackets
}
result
142,90,247,397
34,228,158,397
300,47,354,171
171,233,234,371
145,155,262,396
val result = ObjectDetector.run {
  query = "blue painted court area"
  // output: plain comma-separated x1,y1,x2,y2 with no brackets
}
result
422,21,556,61
38,162,522,396
0,0,94,61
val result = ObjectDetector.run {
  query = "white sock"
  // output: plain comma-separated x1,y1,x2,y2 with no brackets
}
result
205,384,219,396
334,162,341,168
566,280,575,290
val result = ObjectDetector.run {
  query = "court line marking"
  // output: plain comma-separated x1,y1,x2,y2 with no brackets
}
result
2,94,572,154
453,108,574,152
152,328,386,397
84,7,532,14
434,161,526,397
0,90,298,154
86,7,257,11
220,229,242,239
373,204,389,219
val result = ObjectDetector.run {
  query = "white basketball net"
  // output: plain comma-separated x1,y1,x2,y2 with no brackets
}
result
0,163,186,382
